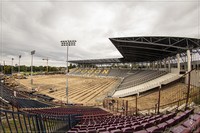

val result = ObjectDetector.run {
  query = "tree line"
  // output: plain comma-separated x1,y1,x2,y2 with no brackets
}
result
0,64,76,74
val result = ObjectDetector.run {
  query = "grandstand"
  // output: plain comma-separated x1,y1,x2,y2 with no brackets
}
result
1,36,200,133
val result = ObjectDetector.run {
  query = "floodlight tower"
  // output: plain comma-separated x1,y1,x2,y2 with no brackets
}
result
3,61,5,75
42,58,49,73
18,55,21,74
60,40,76,104
31,50,35,85
11,58,14,76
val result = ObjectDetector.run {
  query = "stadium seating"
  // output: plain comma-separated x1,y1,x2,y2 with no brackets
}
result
70,68,79,74
69,68,184,98
107,69,130,77
99,69,110,76
0,82,52,108
0,83,22,102
11,97,51,108
67,109,195,133
170,110,200,133
117,70,167,90
0,98,9,109
26,107,109,116
70,68,130,77
113,73,180,97
34,93,54,101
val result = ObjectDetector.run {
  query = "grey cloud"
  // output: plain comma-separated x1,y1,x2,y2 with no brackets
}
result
1,0,199,66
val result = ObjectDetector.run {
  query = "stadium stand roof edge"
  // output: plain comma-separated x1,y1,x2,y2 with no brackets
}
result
69,36,200,64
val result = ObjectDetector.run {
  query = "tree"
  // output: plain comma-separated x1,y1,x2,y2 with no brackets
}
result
4,65,11,74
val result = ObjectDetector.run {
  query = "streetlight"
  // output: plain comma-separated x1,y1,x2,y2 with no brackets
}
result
18,55,21,74
3,61,5,75
61,40,76,104
42,58,49,74
0,63,2,74
31,50,35,86
11,58,14,76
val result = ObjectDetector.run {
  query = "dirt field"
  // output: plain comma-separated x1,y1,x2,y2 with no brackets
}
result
110,82,199,111
16,75,120,105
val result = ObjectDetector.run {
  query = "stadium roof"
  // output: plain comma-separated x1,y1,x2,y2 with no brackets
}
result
70,36,200,64
69,58,123,64
110,36,200,62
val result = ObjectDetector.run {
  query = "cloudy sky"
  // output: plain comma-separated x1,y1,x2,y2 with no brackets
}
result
0,0,199,66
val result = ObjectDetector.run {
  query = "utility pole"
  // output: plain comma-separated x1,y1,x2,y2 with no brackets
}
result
18,55,21,74
31,50,35,86
11,58,14,76
42,58,49,73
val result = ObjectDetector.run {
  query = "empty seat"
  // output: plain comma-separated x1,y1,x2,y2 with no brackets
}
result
170,125,191,133
132,125,143,131
146,126,160,133
110,129,122,133
121,127,134,132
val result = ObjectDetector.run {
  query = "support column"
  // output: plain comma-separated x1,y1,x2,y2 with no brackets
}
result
164,58,167,70
157,84,161,114
135,95,138,116
177,53,180,74
157,61,159,70
153,61,155,70
168,57,171,72
187,50,191,72
159,60,162,68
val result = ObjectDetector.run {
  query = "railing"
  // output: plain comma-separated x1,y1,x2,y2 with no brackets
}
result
103,68,200,116
0,109,80,133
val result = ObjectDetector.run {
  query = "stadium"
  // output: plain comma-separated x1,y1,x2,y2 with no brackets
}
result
1,35,200,133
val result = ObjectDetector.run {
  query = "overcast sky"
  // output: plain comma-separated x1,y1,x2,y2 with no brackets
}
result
0,0,199,67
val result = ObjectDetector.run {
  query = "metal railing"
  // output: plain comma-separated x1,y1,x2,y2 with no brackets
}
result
0,109,80,133
103,68,200,116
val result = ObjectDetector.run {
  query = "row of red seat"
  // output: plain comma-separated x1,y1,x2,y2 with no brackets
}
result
27,107,109,116
170,111,200,133
68,109,195,133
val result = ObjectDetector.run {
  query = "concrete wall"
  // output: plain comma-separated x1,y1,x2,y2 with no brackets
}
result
171,68,179,74
191,70,200,87
185,70,200,87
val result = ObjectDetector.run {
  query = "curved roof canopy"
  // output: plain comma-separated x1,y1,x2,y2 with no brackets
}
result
110,36,200,62
70,36,200,64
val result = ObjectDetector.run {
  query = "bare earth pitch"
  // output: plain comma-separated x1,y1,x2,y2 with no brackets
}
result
17,75,120,105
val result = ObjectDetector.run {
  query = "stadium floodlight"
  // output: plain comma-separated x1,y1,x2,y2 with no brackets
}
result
61,40,76,104
3,61,5,75
11,58,14,76
31,50,36,86
18,55,21,74
42,58,49,73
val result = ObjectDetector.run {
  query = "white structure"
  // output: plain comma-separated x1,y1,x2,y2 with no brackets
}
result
113,73,181,97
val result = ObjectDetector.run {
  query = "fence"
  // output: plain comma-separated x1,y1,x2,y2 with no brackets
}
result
0,109,80,133
103,68,200,116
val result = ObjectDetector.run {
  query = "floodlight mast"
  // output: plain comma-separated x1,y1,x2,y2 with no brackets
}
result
31,50,35,86
3,61,5,75
60,40,76,104
18,55,21,74
42,58,49,73
11,58,14,76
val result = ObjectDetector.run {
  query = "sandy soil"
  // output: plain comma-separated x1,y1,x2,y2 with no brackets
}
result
17,75,119,105
110,83,199,111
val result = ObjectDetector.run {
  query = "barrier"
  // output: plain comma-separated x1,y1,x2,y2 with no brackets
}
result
103,68,200,115
0,109,78,133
